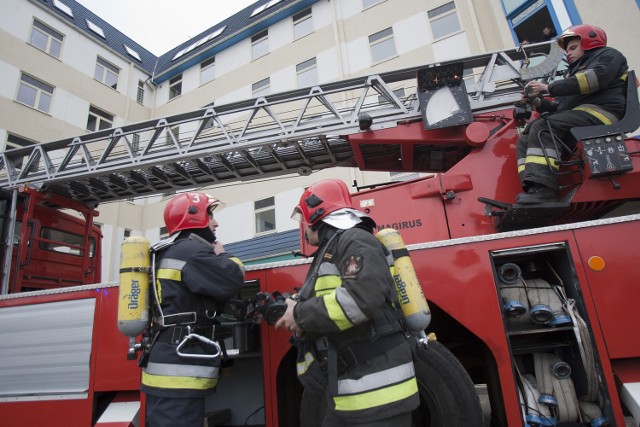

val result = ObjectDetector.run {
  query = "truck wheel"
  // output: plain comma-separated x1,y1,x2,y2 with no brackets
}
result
411,341,484,427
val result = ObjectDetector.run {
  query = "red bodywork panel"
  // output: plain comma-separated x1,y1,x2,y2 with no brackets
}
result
0,287,140,426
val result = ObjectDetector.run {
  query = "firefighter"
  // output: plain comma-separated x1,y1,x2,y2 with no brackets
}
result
275,179,419,427
515,24,629,204
141,192,245,426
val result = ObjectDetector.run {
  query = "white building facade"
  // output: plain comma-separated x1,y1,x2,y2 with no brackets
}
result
1,0,638,281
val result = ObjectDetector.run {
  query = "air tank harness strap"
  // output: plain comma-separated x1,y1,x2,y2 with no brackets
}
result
318,313,406,395
162,312,197,326
155,324,215,345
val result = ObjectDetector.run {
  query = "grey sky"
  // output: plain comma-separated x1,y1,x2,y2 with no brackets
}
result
75,0,258,55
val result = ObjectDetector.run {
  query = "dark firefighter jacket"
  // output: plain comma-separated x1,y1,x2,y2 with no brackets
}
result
293,225,419,423
141,233,244,398
543,46,628,120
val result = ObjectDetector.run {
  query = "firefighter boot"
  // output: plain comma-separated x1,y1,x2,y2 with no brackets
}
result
515,185,558,205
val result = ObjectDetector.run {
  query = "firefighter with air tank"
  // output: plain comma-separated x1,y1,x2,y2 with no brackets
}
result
119,192,245,426
275,178,429,427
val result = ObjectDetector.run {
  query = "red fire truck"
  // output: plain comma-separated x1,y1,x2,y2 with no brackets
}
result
1,41,639,426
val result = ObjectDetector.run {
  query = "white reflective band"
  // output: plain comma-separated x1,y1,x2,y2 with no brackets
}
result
318,262,340,276
335,287,368,325
297,352,316,376
144,361,218,378
526,147,559,159
157,258,187,270
338,361,415,394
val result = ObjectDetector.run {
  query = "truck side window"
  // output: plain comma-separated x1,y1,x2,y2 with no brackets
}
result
39,227,84,256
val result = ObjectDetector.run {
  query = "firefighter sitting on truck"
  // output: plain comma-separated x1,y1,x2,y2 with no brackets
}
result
275,179,419,427
141,192,245,427
515,24,629,204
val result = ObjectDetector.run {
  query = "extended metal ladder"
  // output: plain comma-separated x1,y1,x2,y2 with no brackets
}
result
0,42,562,206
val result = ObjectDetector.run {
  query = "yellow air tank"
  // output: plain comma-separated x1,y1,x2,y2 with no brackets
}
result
118,236,150,338
376,228,431,332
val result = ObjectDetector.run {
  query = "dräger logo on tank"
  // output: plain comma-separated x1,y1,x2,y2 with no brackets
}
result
376,219,422,231
127,280,141,309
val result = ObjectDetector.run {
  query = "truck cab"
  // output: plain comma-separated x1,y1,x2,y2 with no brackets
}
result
0,187,102,294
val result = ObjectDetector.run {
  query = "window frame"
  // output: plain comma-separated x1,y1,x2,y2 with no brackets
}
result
254,196,276,235
251,30,269,60
16,73,54,113
169,74,183,100
6,133,36,150
200,57,216,85
428,1,462,40
252,77,271,97
296,57,318,88
29,19,63,58
363,0,384,8
293,8,313,40
86,105,114,132
368,27,397,64
136,80,145,104
94,56,120,90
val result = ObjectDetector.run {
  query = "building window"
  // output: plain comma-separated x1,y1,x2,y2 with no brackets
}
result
363,0,384,8
124,44,141,62
85,19,105,38
252,77,271,97
132,133,141,152
251,30,269,60
136,80,145,104
52,0,73,17
172,26,226,61
297,57,318,88
94,57,119,89
255,197,275,234
293,8,313,40
369,27,396,63
378,87,405,105
201,57,216,85
165,126,180,146
251,0,283,17
29,20,63,58
428,1,461,40
502,0,528,14
17,73,54,113
86,105,113,131
169,74,182,100
6,133,36,150
124,229,131,238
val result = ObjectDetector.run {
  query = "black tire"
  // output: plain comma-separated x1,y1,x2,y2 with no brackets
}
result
411,340,484,427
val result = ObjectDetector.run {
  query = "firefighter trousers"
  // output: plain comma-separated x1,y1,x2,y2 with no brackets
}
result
145,394,205,427
300,388,412,427
516,110,602,190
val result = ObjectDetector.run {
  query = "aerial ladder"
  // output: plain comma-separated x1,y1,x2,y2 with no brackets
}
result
0,41,638,226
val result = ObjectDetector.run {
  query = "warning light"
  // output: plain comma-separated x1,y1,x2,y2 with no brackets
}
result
587,256,605,271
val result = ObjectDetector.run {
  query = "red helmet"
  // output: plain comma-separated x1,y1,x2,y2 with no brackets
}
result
557,24,607,51
164,192,224,235
292,179,353,226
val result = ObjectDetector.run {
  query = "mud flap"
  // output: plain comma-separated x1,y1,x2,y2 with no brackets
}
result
478,197,570,232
